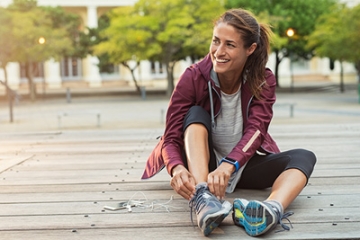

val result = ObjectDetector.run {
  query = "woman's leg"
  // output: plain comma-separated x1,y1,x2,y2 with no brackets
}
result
182,106,217,180
182,106,231,236
236,149,316,202
184,123,210,184
233,149,316,236
267,168,307,209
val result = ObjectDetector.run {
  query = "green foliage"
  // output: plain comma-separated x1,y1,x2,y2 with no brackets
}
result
84,15,114,73
308,4,360,64
343,4,360,63
4,0,83,62
2,0,83,100
226,0,336,86
94,0,224,65
307,5,346,60
8,0,37,11
9,9,72,63
41,6,84,58
0,7,15,68
94,6,151,63
226,0,337,59
94,0,225,94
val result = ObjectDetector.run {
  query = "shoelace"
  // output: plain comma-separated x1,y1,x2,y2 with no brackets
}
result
275,210,294,233
188,186,207,225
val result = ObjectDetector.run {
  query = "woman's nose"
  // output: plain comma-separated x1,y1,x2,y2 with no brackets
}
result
214,44,225,56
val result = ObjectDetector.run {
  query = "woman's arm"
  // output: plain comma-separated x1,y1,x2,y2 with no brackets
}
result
227,69,277,167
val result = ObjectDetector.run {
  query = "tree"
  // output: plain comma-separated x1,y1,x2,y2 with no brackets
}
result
344,4,360,84
7,0,81,101
0,7,17,122
226,0,337,87
94,6,152,93
41,6,84,58
308,4,360,92
0,7,16,96
94,0,224,96
83,15,114,74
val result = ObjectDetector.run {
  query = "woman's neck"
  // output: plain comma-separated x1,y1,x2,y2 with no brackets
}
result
218,73,242,94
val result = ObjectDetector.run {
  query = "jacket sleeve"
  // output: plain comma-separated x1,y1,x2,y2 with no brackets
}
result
227,69,277,167
161,67,200,176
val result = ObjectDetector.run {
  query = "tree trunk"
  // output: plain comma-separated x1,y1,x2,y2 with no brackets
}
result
25,62,37,101
165,61,176,97
3,63,9,98
130,68,140,93
121,61,141,94
340,60,344,93
355,61,360,83
274,50,281,87
4,65,14,122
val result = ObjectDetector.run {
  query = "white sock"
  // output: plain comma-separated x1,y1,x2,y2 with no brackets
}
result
264,200,284,214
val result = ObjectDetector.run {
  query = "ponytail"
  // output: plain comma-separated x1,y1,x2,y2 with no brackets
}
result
244,23,272,99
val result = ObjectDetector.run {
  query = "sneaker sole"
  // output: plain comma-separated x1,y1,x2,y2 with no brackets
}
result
233,200,276,236
232,198,247,226
202,201,232,236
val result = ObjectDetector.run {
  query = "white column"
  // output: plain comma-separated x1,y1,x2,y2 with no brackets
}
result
6,62,20,90
84,5,102,87
278,56,292,87
44,58,62,89
139,60,151,81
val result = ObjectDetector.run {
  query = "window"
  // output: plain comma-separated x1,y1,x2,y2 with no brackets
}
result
61,57,82,80
159,62,163,74
150,61,166,79
20,62,44,79
151,61,156,74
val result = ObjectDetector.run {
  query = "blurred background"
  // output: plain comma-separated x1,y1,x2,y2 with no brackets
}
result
0,0,359,102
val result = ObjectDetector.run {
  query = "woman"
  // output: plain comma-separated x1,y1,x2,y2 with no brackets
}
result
142,8,316,237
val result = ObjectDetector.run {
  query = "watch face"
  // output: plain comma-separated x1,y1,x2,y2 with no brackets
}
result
225,157,236,163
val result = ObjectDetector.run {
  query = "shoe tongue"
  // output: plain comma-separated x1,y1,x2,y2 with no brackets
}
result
196,182,208,189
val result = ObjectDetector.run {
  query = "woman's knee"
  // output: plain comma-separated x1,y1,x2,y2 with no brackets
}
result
183,106,211,133
287,148,317,178
298,148,317,166
184,123,208,137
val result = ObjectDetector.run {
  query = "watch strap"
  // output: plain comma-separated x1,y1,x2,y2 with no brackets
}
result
220,157,240,172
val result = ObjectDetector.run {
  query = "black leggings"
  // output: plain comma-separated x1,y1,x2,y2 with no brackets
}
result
183,106,317,189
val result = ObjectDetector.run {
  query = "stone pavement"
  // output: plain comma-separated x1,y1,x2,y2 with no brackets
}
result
0,86,359,134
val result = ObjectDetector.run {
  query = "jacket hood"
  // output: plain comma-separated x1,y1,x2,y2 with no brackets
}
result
195,53,214,83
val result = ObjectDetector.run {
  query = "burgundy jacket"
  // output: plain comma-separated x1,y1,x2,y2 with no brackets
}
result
141,54,280,179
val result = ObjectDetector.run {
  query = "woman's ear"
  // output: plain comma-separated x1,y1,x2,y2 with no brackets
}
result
247,43,257,56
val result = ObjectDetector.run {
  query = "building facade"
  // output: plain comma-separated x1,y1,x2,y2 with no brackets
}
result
0,0,358,93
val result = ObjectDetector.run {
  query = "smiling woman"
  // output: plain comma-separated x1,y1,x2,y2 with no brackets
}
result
142,8,316,237
210,9,271,99
209,22,257,94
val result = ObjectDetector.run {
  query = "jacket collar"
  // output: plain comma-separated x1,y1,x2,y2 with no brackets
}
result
210,69,220,87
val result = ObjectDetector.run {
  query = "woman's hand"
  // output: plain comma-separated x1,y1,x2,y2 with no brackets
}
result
207,162,234,199
170,165,196,200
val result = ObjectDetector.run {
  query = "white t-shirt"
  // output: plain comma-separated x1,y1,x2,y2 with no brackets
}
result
212,86,247,193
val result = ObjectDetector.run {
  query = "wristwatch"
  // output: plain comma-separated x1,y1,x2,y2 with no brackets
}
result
220,157,240,173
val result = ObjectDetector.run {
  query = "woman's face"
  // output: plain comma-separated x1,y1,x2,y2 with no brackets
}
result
210,22,256,76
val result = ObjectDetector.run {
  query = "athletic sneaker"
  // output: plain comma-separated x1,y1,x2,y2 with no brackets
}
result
233,199,293,236
189,183,232,236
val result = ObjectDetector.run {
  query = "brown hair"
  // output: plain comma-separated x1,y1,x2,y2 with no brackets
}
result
215,9,272,99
